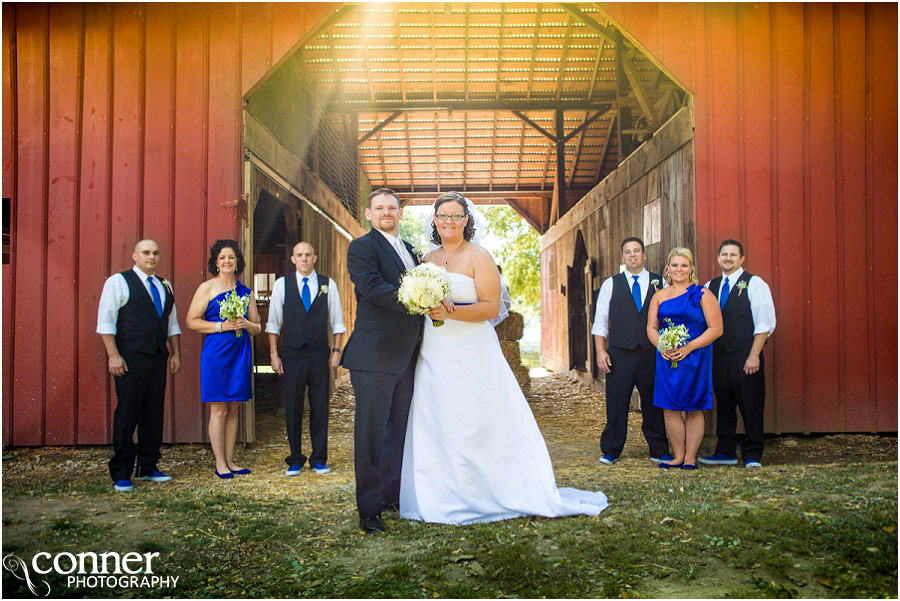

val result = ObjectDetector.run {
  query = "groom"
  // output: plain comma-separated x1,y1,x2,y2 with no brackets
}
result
342,188,424,533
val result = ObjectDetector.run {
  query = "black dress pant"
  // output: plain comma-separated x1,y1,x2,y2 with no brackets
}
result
283,344,331,467
350,354,416,519
109,349,167,482
600,346,669,459
713,348,766,461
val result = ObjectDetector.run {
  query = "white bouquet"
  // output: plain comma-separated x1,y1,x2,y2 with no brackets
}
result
398,263,452,327
218,289,250,337
658,318,690,368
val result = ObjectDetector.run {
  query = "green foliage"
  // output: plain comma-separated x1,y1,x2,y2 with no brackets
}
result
398,207,430,258
479,205,540,318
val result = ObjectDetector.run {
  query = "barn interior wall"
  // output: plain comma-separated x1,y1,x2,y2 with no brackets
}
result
245,53,309,166
540,107,695,383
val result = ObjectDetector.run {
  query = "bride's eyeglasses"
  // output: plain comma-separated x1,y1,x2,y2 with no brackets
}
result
434,213,467,222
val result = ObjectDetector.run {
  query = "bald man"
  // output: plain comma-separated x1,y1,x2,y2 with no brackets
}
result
97,239,182,492
267,241,346,476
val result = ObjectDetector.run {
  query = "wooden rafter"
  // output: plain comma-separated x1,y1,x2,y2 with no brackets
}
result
358,111,402,145
516,3,542,192
594,113,616,186
620,49,660,128
505,198,544,232
559,4,616,45
394,8,415,191
463,4,470,103
512,110,556,143
327,99,614,113
561,109,606,143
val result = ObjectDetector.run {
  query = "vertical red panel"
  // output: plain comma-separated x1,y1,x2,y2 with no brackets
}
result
45,5,82,444
172,4,208,442
657,3,694,91
13,5,48,446
2,3,16,446
805,6,841,432
869,3,898,432
738,4,777,432
240,3,269,97
143,3,176,442
708,5,741,243
270,2,302,66
690,3,714,279
76,4,113,444
771,4,806,433
835,5,873,432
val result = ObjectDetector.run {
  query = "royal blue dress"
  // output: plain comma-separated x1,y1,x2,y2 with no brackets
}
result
653,284,713,412
200,283,252,403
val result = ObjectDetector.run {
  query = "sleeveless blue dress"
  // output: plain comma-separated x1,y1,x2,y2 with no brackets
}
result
653,285,713,412
200,283,252,403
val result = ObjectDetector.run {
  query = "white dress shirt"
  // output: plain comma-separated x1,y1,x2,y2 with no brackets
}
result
591,268,659,338
96,265,182,337
704,267,777,336
374,227,416,271
265,270,346,336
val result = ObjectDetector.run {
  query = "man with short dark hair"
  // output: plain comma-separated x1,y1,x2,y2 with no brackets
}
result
700,239,776,468
97,239,182,492
592,237,671,465
342,188,423,533
268,241,345,477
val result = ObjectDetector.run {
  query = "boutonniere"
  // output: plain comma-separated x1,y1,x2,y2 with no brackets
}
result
650,278,661,290
161,278,173,294
735,281,748,296
317,284,328,298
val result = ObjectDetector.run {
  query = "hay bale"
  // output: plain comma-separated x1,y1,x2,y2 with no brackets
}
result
495,311,524,341
496,313,531,395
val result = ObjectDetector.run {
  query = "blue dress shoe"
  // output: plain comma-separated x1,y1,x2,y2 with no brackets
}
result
679,464,699,470
658,462,683,469
650,454,675,464
134,471,172,482
214,469,235,479
745,460,762,468
698,453,738,465
114,480,133,492
312,464,331,475
230,468,252,475
598,455,617,465
285,465,302,476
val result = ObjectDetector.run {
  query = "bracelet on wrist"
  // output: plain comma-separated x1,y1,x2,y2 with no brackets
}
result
215,322,222,333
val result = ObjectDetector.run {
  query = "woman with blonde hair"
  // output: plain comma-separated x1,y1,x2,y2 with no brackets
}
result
646,247,722,469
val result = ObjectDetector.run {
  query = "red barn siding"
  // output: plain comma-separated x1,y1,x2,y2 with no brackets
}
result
2,2,341,445
557,2,897,432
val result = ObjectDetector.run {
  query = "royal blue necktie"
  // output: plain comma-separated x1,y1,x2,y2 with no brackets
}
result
147,276,163,317
631,275,642,311
719,277,730,310
301,276,311,311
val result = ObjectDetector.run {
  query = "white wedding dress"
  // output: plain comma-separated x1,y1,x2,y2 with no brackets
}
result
399,272,609,524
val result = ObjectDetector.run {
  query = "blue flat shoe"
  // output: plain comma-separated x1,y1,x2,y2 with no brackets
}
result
230,468,251,475
680,464,699,470
658,462,683,469
214,469,235,479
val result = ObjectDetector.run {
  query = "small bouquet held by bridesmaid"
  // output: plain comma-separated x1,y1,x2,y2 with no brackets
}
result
658,318,690,368
398,263,452,327
218,289,250,337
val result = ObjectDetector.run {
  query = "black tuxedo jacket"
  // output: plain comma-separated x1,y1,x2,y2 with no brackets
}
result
341,228,424,374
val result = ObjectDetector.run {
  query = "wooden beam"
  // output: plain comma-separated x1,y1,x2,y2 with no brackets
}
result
398,190,550,202
594,113,616,186
328,99,615,113
505,198,545,233
561,109,605,143
357,111,402,145
512,110,557,143
620,50,660,128
559,4,616,45
554,108,567,217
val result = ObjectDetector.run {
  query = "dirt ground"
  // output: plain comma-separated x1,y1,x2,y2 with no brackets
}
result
3,371,894,539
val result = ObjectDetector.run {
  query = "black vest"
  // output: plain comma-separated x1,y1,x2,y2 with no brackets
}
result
283,273,330,350
608,271,660,351
115,269,174,355
709,270,755,351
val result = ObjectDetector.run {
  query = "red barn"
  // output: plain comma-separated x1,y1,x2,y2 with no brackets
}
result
2,3,896,446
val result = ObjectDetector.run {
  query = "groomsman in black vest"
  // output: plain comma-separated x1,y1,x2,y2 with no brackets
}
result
267,241,346,477
97,239,182,492
342,188,423,533
592,237,671,465
701,239,776,468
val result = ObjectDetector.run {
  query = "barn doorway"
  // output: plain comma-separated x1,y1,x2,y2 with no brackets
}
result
567,231,591,372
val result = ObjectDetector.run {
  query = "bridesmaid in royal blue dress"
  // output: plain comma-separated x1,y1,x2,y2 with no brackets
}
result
646,248,723,470
186,239,262,479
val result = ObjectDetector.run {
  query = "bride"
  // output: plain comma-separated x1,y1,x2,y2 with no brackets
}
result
399,192,609,524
